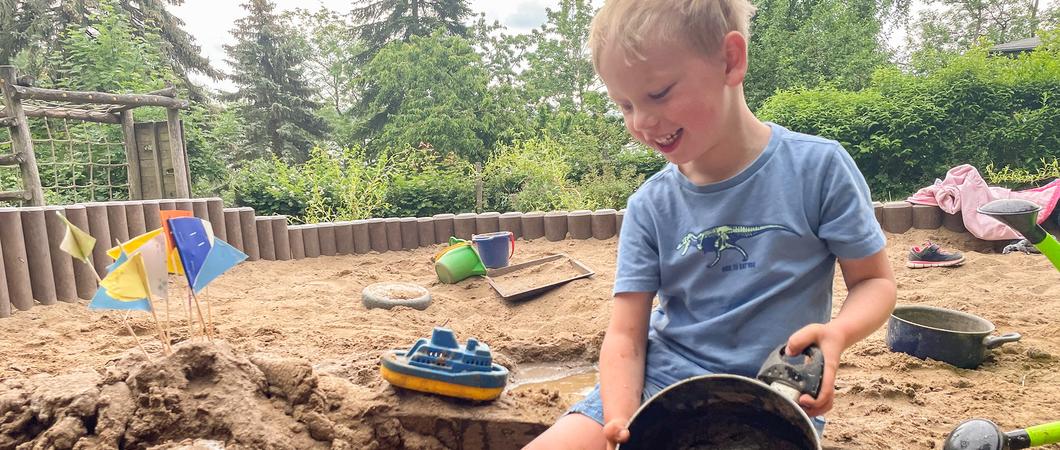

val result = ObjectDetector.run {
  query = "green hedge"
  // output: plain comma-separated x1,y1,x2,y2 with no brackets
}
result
758,33,1060,199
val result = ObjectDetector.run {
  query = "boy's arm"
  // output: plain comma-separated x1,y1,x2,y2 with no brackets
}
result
786,248,896,417
600,290,654,449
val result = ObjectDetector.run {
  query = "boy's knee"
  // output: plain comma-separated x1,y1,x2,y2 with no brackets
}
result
524,413,606,450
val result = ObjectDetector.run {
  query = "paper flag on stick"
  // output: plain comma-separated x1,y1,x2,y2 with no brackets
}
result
56,211,96,264
106,229,163,260
100,253,151,301
89,250,151,312
105,229,169,300
191,239,247,294
160,210,194,275
169,217,212,287
89,286,152,311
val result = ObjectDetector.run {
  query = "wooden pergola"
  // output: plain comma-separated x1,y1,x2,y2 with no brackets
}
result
0,65,192,205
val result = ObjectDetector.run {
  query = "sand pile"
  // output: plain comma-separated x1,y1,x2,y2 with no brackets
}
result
0,230,1057,449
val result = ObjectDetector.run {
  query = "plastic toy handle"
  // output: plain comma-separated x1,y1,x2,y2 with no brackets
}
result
756,344,825,399
1027,421,1060,446
1037,234,1060,273
434,242,468,261
508,232,515,259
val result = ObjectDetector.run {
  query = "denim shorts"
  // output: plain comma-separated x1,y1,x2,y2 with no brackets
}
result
567,383,827,437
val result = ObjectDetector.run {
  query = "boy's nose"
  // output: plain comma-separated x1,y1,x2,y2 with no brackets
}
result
632,110,660,133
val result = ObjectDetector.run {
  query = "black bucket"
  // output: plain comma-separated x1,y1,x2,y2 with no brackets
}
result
619,345,823,450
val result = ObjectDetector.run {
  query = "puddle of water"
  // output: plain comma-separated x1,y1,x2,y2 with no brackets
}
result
508,363,598,403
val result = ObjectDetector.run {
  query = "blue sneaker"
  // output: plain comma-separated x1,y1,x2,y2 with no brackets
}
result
907,242,965,268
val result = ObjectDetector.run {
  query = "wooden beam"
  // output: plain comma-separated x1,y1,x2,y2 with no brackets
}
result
0,66,44,206
107,87,178,114
22,106,121,124
166,108,190,198
0,153,22,166
12,85,190,109
0,190,32,202
120,111,143,200
0,116,14,127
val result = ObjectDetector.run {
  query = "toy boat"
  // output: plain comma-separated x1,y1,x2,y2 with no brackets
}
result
380,327,509,401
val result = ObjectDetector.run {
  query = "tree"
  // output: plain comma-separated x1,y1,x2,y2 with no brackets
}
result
518,0,598,113
0,0,219,98
224,0,328,163
355,31,514,162
745,0,906,109
904,0,1060,72
348,0,472,61
286,7,362,114
50,0,174,93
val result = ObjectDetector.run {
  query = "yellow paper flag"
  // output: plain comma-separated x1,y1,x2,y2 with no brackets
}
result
56,211,96,264
100,252,150,301
107,229,164,260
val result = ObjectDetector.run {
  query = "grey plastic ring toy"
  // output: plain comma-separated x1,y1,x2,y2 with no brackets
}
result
361,282,432,310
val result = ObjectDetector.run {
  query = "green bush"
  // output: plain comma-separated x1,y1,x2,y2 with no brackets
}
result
758,31,1060,199
383,150,476,217
230,145,393,223
480,137,645,212
482,138,575,212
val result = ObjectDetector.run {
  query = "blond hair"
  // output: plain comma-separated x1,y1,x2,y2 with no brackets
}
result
589,0,756,68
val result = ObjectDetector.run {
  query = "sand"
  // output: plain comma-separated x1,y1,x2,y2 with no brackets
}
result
1,229,1058,449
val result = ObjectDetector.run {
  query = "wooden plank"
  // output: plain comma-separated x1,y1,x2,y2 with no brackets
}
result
120,111,142,199
22,106,120,124
12,85,190,109
166,109,190,198
0,190,31,201
0,66,44,206
0,153,20,166
144,122,165,198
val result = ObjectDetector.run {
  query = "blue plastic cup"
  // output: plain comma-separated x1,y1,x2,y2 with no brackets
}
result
472,231,515,269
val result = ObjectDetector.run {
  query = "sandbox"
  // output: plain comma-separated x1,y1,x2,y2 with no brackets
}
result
1,230,1058,449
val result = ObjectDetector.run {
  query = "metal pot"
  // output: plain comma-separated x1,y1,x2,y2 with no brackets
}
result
619,345,824,450
887,305,1021,369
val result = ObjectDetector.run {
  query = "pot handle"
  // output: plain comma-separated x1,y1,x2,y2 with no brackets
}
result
757,344,824,399
983,332,1022,349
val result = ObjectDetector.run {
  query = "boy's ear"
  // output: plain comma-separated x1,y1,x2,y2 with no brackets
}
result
722,31,749,86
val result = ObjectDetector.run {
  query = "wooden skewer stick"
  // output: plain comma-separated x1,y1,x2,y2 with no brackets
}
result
189,289,212,342
146,295,172,355
89,263,150,358
205,286,214,339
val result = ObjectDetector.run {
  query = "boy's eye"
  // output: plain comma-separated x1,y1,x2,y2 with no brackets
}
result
649,84,674,100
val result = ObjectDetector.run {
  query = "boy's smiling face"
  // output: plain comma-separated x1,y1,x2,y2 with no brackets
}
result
597,37,743,166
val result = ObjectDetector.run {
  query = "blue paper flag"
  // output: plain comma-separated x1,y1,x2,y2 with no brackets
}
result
168,217,212,288
191,239,247,294
88,250,152,312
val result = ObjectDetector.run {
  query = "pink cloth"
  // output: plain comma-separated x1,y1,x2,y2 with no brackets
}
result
906,164,1060,240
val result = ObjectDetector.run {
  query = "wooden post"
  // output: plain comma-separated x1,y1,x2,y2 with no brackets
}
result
166,108,190,198
0,66,44,206
475,162,483,213
148,122,165,198
120,111,143,200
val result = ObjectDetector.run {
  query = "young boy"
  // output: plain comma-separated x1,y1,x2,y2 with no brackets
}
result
525,1,897,449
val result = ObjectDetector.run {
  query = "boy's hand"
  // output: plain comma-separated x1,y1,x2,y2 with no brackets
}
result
603,418,631,450
785,323,847,417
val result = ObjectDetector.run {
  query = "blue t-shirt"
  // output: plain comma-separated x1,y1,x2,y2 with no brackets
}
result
614,122,885,387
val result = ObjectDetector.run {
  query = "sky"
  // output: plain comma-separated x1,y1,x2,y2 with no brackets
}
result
171,0,573,90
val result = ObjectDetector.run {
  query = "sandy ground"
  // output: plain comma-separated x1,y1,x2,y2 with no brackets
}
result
1,229,1058,449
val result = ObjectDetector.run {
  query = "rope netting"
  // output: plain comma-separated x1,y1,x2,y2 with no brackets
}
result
0,113,129,206
0,127,18,201
38,116,130,204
